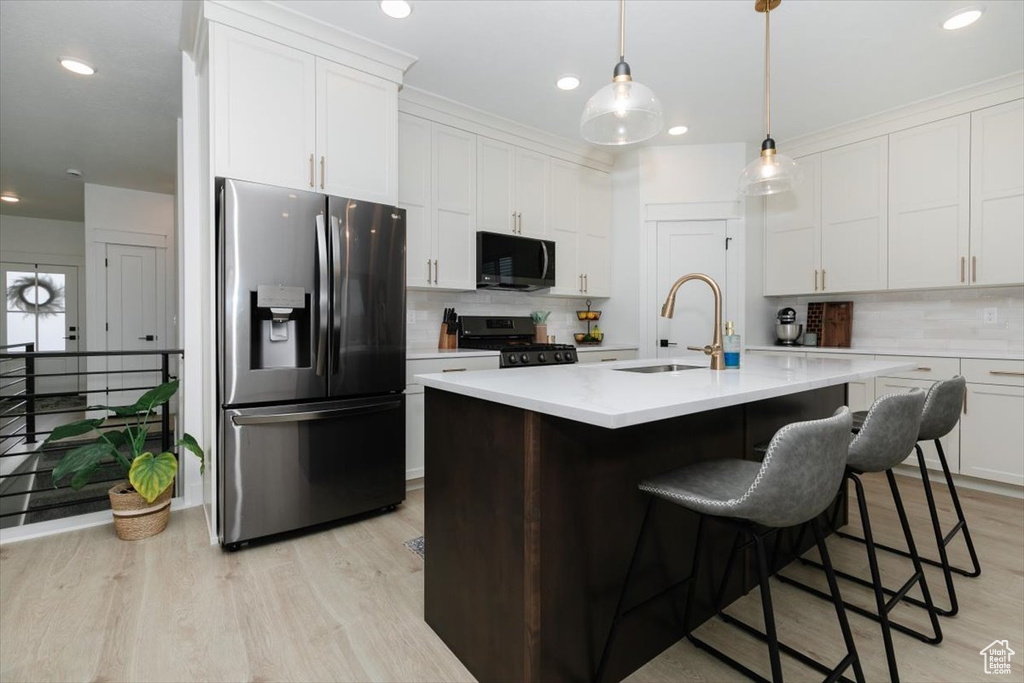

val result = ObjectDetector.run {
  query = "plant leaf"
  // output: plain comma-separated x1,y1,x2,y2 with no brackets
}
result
127,425,149,457
87,403,146,417
177,433,205,475
128,452,178,503
69,462,102,490
135,380,179,413
43,419,105,445
52,442,117,487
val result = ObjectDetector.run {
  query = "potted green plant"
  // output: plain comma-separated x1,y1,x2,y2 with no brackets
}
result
43,379,203,540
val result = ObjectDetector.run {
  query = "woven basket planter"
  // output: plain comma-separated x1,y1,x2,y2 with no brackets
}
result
108,481,172,541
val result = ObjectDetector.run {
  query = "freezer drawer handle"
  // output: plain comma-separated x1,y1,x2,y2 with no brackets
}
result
231,400,402,425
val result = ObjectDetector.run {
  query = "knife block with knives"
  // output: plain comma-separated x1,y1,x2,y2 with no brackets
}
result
438,308,459,350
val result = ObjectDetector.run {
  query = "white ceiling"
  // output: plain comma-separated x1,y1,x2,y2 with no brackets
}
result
0,0,182,222
1,0,1021,222
282,0,1024,147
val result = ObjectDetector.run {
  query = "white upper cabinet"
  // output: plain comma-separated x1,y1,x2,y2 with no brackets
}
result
477,139,551,237
548,160,580,295
578,166,611,297
432,125,477,290
765,154,821,296
820,136,888,292
211,25,398,202
970,99,1024,286
477,138,516,234
398,113,432,288
316,60,397,204
398,113,476,291
514,148,550,238
888,116,970,289
212,25,316,191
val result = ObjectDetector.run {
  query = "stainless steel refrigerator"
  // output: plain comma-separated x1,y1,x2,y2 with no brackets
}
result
217,178,406,548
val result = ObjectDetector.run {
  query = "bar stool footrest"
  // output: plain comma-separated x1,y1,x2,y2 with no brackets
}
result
834,530,980,578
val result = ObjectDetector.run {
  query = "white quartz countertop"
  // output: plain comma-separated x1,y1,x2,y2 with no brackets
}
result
746,344,1024,361
416,355,916,429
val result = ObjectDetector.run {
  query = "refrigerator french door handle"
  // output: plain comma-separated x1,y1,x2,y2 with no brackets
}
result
231,400,402,425
330,214,345,373
315,214,329,377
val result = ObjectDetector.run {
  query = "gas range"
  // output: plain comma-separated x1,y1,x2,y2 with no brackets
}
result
458,316,578,368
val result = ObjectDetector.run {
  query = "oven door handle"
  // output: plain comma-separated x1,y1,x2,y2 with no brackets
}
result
232,400,402,425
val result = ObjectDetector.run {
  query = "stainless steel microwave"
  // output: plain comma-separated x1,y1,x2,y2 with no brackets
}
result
476,232,555,291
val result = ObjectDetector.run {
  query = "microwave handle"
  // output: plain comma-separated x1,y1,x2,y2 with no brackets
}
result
540,241,550,280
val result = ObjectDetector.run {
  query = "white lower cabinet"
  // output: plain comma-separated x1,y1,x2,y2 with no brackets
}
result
959,358,1024,486
840,353,876,412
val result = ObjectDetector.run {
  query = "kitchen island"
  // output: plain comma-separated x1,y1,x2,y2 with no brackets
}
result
417,355,915,683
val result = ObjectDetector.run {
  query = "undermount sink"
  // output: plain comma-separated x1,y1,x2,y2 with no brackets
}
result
615,363,704,374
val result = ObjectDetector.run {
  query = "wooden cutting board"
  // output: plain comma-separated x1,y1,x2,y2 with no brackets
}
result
821,302,853,348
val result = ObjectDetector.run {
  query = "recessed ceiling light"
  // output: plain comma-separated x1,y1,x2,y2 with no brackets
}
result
942,7,983,30
668,125,689,136
1,195,20,203
58,57,96,76
556,75,580,91
379,1,412,19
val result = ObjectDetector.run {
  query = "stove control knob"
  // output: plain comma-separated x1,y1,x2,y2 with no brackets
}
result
520,353,530,364
553,352,562,362
564,351,575,362
537,353,547,363
507,354,518,365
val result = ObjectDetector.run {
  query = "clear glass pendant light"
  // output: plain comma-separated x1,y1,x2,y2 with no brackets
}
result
738,0,802,196
580,0,663,145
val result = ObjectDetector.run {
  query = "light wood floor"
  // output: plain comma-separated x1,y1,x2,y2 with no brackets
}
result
1,473,1022,682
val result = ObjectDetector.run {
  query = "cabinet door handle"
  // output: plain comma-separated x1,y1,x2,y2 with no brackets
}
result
309,154,315,188
600,358,618,362
512,211,517,233
583,273,588,293
913,367,932,372
960,256,965,283
971,256,977,283
434,259,439,285
579,274,583,293
963,392,967,415
814,270,818,291
442,367,467,373
822,269,826,290
989,370,1024,377
427,259,432,285
320,156,326,190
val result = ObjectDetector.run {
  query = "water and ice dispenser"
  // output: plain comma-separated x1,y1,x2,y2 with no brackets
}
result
251,284,311,369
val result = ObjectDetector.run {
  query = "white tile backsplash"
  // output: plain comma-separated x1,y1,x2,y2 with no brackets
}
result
771,286,1024,355
407,290,597,349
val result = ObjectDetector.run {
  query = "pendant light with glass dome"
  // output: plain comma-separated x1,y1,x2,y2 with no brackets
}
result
580,0,663,146
738,0,802,196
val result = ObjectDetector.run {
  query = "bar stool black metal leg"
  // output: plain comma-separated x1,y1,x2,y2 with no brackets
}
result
811,518,866,683
934,439,982,578
916,444,960,616
751,529,784,683
596,498,653,683
887,471,943,644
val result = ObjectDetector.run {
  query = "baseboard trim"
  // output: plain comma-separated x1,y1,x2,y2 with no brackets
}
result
893,465,1023,499
406,476,424,492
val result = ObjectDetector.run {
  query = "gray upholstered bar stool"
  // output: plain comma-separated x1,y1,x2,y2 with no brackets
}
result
779,389,942,683
596,407,864,683
846,376,980,617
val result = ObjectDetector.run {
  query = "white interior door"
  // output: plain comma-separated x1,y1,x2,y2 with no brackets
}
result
655,222,728,359
1,263,80,395
106,245,165,407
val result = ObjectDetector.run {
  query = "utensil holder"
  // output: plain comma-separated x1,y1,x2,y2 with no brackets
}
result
534,324,547,343
438,323,457,350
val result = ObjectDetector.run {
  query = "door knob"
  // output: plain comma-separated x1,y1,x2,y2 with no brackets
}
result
63,335,77,340
138,334,156,341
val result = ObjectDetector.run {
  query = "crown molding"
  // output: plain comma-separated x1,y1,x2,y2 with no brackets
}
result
196,0,417,84
399,87,615,173
784,71,1024,158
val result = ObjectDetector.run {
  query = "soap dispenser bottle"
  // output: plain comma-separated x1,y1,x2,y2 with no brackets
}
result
723,321,741,369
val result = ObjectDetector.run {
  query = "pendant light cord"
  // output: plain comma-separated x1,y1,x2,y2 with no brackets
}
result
765,1,771,138
619,0,626,61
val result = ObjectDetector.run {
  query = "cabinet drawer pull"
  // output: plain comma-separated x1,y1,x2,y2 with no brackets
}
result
600,357,618,362
442,367,467,373
960,256,965,283
309,154,315,188
989,370,1024,377
913,367,932,372
971,256,977,283
320,156,326,190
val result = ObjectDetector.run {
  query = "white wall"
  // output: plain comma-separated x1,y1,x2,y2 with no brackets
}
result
742,143,775,346
640,144,747,205
605,150,642,347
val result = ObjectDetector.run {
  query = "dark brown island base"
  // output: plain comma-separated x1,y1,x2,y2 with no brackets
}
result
423,383,849,683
